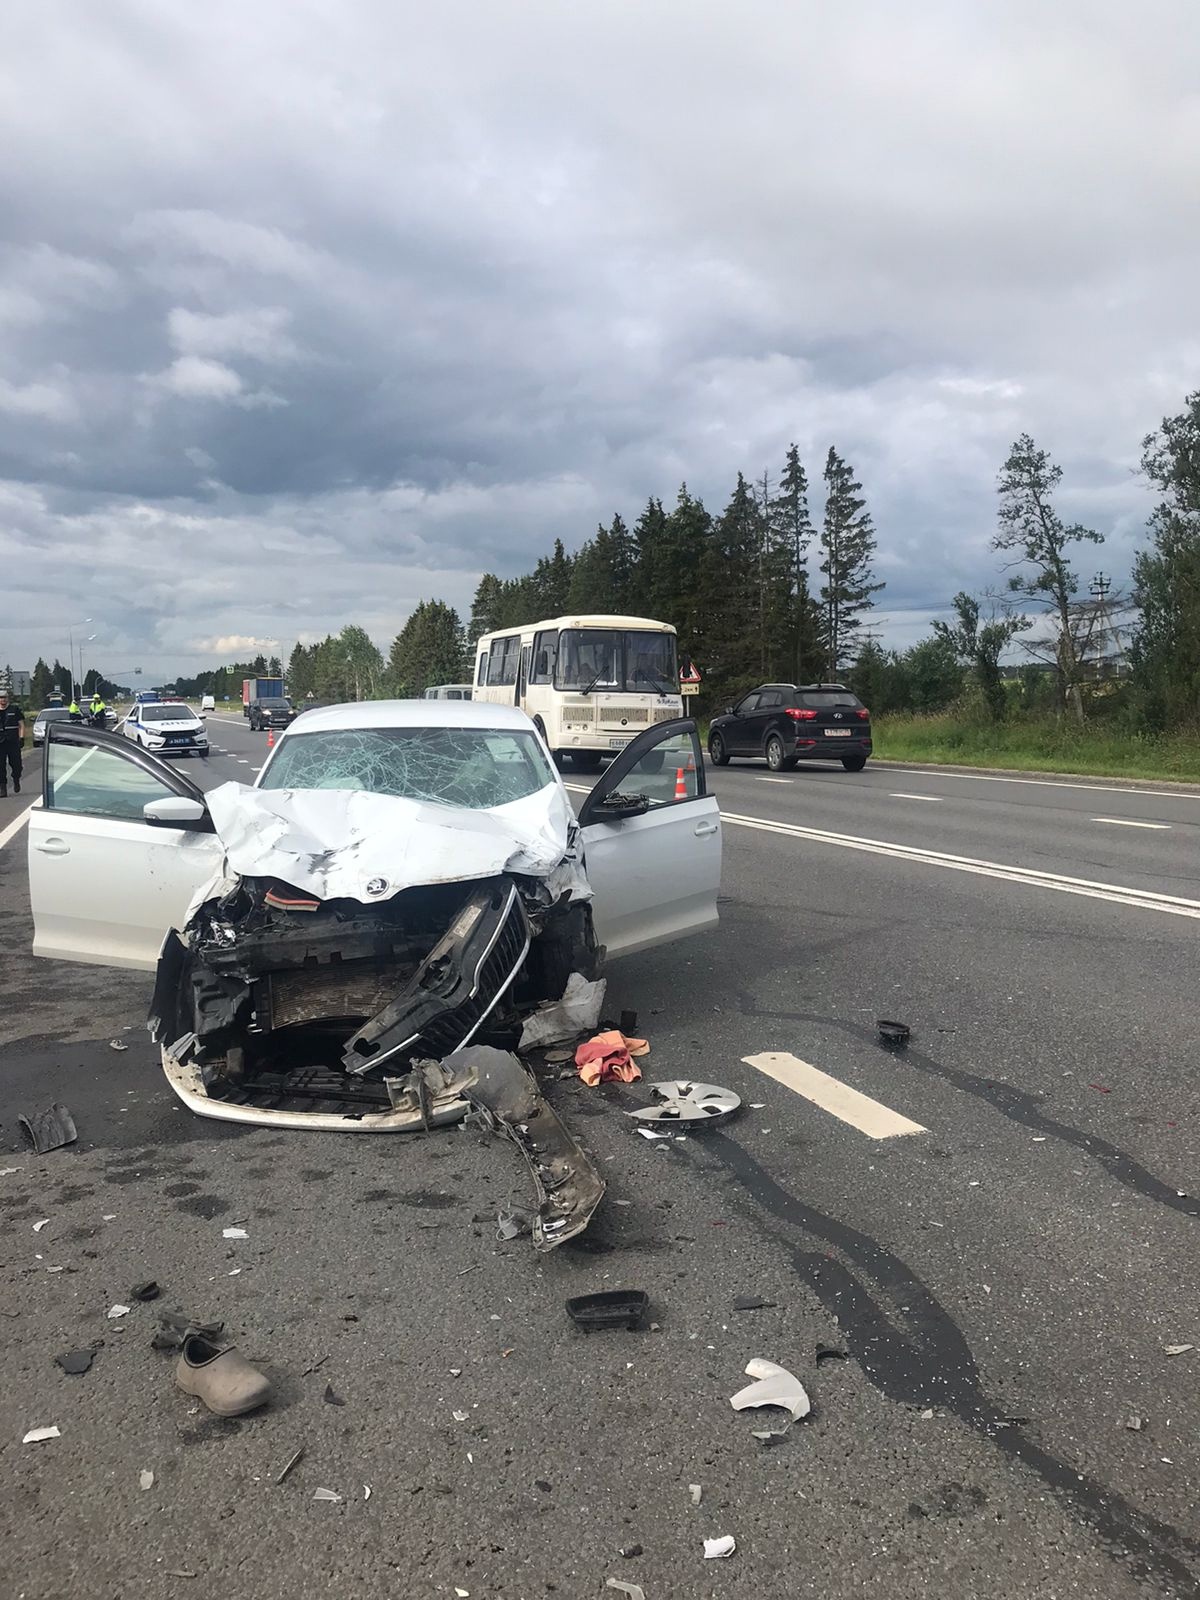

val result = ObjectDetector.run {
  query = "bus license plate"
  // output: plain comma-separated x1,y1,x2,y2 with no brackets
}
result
608,736,631,748
824,728,851,737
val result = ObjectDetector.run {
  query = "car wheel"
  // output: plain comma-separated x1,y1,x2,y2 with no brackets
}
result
841,755,868,772
765,734,787,771
200,749,210,760
572,751,602,772
708,731,730,766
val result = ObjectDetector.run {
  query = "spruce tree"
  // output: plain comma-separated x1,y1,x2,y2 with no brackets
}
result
819,448,884,676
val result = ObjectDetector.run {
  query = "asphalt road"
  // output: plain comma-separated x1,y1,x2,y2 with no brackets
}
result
1,719,1198,1600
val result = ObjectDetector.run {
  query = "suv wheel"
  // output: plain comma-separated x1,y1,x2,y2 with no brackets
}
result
841,755,868,772
765,733,787,771
708,731,730,766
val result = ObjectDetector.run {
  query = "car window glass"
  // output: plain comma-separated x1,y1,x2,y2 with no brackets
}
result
614,729,701,809
799,692,861,708
47,739,174,820
258,726,556,808
736,693,760,714
757,690,783,708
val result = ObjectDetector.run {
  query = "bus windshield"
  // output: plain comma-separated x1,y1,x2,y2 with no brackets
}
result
555,629,677,693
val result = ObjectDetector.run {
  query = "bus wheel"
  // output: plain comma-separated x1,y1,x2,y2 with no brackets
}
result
572,751,603,772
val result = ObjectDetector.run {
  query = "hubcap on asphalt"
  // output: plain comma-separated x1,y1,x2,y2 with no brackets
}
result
627,1080,741,1124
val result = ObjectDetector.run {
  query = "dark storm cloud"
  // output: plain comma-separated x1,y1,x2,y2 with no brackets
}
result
1,0,1197,678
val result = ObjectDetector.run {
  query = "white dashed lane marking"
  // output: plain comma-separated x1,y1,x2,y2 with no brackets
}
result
889,792,942,802
743,1051,927,1139
1091,817,1171,830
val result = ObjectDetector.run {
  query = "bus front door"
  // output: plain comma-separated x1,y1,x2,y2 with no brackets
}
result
516,645,531,709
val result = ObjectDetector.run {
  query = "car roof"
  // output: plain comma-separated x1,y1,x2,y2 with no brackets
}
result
280,699,535,735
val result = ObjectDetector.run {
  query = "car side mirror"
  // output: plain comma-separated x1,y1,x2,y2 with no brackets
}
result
594,791,650,822
144,796,207,826
724,705,734,715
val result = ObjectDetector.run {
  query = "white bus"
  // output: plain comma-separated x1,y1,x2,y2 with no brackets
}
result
473,613,683,769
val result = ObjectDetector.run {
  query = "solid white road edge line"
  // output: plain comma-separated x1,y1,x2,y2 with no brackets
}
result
720,810,1200,920
881,766,1200,802
743,1051,926,1139
1091,817,1171,830
0,800,36,851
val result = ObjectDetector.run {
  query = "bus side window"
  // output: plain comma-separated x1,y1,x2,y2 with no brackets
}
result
531,630,556,684
488,637,518,687
476,652,489,687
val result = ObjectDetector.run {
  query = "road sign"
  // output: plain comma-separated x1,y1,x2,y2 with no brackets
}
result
680,662,702,687
681,682,700,696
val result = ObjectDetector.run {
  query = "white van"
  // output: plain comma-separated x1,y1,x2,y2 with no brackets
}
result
200,694,216,712
421,684,473,701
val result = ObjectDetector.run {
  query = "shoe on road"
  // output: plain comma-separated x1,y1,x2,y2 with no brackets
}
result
175,1334,271,1416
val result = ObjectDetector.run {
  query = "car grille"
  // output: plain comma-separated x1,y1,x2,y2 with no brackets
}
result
653,706,682,722
416,891,531,1058
597,705,650,725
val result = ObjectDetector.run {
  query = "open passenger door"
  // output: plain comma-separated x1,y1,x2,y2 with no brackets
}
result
577,718,720,957
28,725,224,971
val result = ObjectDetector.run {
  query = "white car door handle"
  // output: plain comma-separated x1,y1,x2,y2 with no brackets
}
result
693,819,719,837
35,839,70,856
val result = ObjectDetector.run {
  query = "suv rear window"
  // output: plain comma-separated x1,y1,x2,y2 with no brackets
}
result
797,692,862,709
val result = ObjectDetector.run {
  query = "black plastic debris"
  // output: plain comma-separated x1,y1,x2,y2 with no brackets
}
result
18,1103,77,1154
619,1009,639,1035
276,1446,305,1484
815,1343,849,1365
566,1290,648,1332
877,1020,910,1047
131,1281,161,1302
323,1383,345,1407
152,1310,224,1351
620,1544,644,1559
733,1296,777,1312
55,1348,95,1375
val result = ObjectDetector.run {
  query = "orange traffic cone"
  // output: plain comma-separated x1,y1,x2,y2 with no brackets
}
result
674,766,687,800
267,728,275,748
686,754,696,774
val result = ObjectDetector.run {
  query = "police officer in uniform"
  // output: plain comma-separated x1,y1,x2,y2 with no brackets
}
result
0,689,25,797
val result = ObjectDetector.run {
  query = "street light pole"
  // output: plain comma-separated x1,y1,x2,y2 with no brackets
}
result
67,618,92,701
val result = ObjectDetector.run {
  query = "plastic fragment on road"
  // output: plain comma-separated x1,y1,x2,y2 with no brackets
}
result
109,1039,129,1052
455,1589,471,1598
566,1290,648,1332
363,1484,372,1501
575,1028,648,1086
877,1019,910,1047
605,1581,646,1600
55,1349,95,1375
704,1535,736,1559
276,1447,305,1483
496,1207,531,1242
1163,1344,1194,1357
730,1358,811,1421
18,1103,77,1154
627,1080,740,1126
222,1227,248,1240
518,973,607,1051
23,1427,61,1444
140,1469,155,1491
108,1304,131,1320
312,1488,342,1503
131,1281,161,1302
1089,1083,1112,1093
689,1483,702,1506
636,1127,672,1141
323,1383,345,1407
452,1410,470,1422
1125,1415,1144,1431
32,1218,50,1233
815,1343,849,1365
733,1295,775,1312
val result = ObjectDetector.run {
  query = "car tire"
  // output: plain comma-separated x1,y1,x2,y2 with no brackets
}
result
708,731,730,766
572,751,602,772
765,734,787,772
841,755,868,772
200,750,210,760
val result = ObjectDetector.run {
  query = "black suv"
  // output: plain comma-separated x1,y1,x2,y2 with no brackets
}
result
708,683,871,772
247,698,297,732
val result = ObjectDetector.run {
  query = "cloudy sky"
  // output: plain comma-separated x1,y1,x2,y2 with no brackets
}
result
2,0,1197,684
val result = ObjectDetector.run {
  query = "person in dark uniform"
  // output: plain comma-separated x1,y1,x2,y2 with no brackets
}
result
0,690,25,797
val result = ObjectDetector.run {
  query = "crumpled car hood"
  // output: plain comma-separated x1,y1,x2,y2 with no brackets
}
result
200,780,577,904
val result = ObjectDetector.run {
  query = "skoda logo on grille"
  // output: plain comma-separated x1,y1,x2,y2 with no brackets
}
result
365,877,389,896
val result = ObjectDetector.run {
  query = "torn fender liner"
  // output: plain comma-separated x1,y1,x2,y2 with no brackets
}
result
19,1103,78,1154
419,1046,605,1251
342,881,531,1074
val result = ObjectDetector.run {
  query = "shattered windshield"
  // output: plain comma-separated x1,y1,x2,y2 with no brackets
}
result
258,726,557,808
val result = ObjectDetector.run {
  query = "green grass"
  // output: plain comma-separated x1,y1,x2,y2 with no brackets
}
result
872,713,1200,783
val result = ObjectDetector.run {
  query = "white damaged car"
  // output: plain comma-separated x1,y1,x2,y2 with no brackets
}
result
29,702,721,1137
